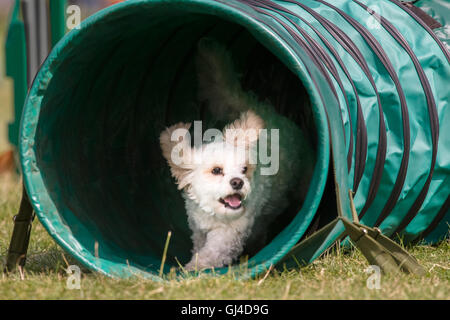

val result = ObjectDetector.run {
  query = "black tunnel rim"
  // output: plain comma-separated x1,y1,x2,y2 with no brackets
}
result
20,0,331,279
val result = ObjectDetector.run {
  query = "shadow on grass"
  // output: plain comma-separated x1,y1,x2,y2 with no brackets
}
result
1,246,92,276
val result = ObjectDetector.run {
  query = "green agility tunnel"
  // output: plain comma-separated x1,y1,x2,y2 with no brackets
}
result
19,0,450,279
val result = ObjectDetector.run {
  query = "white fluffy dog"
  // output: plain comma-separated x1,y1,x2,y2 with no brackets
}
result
160,39,314,270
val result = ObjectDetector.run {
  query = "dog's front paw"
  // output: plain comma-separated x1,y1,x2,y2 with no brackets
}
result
184,253,232,272
184,259,213,272
184,261,201,272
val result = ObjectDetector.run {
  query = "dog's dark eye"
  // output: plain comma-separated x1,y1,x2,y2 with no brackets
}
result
212,167,223,175
242,167,248,174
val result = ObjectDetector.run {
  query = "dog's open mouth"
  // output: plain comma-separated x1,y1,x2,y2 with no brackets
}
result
219,194,243,210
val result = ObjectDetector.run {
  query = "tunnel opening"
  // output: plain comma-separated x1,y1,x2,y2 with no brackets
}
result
27,3,329,277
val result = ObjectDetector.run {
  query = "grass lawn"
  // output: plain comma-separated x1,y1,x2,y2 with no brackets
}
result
0,175,449,300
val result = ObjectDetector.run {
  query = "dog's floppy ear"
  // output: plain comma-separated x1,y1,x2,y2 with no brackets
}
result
223,111,265,148
160,122,195,190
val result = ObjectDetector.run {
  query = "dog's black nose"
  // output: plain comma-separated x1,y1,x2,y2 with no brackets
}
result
230,178,244,190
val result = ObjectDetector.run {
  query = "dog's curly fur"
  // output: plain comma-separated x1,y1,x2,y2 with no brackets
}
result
160,39,314,270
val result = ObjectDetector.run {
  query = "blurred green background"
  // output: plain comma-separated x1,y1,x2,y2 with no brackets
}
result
0,0,120,155
0,0,13,154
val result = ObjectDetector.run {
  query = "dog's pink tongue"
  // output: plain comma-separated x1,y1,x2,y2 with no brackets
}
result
224,195,241,207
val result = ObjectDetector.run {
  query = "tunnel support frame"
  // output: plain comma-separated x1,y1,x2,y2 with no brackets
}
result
4,183,35,273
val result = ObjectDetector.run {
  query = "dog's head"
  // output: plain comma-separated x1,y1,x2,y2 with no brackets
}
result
160,111,264,219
